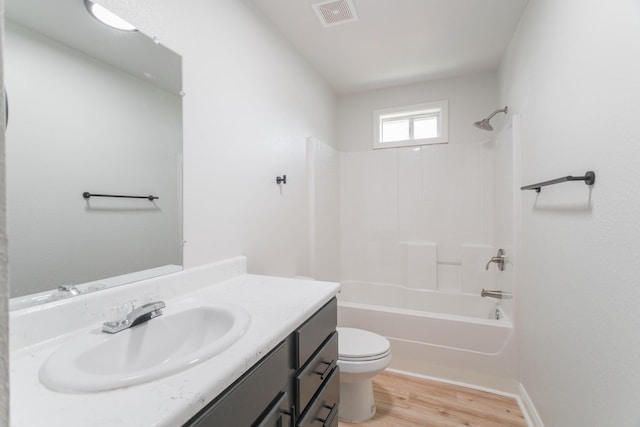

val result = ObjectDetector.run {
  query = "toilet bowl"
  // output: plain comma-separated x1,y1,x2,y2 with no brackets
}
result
337,327,391,423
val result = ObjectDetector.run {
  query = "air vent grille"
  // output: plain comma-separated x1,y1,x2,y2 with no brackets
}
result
312,0,359,27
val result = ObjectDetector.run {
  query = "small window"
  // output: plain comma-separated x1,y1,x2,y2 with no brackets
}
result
373,100,448,149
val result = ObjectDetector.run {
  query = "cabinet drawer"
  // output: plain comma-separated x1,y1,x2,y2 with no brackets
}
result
296,332,338,416
296,367,339,427
185,340,290,427
255,391,292,427
295,298,337,369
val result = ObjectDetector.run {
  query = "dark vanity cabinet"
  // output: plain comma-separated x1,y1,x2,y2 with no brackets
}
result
294,300,339,427
184,298,338,427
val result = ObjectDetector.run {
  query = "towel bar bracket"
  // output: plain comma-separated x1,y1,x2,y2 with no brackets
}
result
583,170,596,186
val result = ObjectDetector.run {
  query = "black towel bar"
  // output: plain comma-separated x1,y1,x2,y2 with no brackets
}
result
520,171,595,192
83,192,158,201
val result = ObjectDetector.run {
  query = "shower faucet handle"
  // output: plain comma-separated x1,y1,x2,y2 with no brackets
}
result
485,248,506,271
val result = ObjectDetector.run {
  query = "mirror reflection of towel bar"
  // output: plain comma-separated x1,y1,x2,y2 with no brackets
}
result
82,192,159,201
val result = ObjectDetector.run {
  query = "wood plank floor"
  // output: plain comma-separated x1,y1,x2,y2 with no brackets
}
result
337,371,527,427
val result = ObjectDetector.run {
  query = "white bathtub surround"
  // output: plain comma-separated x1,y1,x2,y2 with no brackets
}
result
306,137,340,282
338,285,517,393
337,74,518,393
340,281,507,320
338,100,510,296
460,244,499,294
338,73,501,289
10,257,340,426
400,242,437,290
339,143,498,288
342,241,503,298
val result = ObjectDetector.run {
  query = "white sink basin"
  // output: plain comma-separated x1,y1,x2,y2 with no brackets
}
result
39,301,251,392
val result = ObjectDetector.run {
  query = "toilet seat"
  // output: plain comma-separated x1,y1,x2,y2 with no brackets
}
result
337,327,391,361
340,350,391,362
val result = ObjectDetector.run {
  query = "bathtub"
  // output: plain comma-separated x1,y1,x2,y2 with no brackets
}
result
337,280,518,392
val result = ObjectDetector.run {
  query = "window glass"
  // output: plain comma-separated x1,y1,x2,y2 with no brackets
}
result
413,115,438,139
373,100,448,149
381,118,410,142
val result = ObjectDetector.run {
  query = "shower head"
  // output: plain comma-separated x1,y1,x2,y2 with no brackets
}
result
474,106,508,131
474,118,494,131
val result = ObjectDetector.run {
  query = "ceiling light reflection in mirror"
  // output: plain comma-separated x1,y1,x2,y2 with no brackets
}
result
84,0,137,32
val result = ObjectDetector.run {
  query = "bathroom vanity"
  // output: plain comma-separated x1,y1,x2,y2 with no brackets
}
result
9,257,340,426
186,299,338,427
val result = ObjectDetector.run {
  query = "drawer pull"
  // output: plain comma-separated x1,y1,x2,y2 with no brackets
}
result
315,404,338,427
314,360,336,380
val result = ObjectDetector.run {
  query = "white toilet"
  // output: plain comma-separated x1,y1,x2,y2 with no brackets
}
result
337,327,392,423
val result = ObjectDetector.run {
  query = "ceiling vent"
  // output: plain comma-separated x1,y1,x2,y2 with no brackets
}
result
312,0,359,28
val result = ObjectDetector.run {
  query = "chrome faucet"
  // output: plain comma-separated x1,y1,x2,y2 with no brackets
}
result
485,248,506,271
481,289,513,299
102,301,166,334
57,284,83,296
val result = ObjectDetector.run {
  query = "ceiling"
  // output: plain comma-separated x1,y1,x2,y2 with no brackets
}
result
250,0,529,94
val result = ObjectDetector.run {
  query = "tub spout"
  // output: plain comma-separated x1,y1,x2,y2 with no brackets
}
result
481,289,513,299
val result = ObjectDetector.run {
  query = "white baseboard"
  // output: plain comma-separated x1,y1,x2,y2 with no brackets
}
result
386,368,518,398
518,383,544,427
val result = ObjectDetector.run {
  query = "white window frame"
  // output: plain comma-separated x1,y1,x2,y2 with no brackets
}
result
373,100,449,149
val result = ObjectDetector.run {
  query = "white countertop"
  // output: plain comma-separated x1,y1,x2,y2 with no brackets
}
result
10,257,340,426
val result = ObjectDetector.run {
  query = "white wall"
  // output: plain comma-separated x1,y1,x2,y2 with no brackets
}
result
0,0,335,421
338,72,500,153
5,23,182,296
500,0,640,425
0,0,9,423
338,73,504,293
96,0,337,278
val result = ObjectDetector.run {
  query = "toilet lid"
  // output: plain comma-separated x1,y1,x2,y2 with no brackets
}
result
337,327,390,360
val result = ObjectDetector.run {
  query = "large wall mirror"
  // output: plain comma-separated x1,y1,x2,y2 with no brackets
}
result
6,0,183,309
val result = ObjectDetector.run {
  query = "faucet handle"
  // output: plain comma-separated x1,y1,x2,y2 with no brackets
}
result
485,249,506,271
106,305,125,323
126,300,138,313
106,301,136,323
